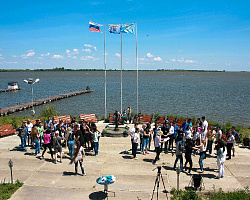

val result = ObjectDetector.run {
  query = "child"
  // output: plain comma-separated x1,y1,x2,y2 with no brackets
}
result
173,134,183,171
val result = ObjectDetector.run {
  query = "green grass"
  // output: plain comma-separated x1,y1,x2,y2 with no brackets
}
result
0,180,23,200
170,187,250,200
206,187,250,200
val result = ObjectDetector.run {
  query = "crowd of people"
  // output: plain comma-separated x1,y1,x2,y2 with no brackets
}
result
17,117,101,176
16,114,240,179
129,116,240,179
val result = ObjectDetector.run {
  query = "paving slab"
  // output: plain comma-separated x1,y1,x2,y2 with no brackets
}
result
0,122,248,200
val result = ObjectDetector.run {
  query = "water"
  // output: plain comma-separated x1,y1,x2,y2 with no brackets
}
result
0,71,249,127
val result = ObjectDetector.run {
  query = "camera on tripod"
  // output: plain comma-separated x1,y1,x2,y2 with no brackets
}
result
151,166,168,200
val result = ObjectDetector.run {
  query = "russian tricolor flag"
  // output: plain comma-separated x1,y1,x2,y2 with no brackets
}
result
89,21,102,32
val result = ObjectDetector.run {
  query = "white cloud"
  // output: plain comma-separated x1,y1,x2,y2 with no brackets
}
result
73,49,79,54
139,57,146,61
0,57,4,60
21,50,35,58
115,53,121,57
3,61,18,64
146,53,154,58
41,53,50,57
66,49,79,57
84,44,97,51
82,49,92,52
185,59,196,63
72,56,77,59
80,56,99,61
171,57,198,64
11,55,18,58
153,57,162,61
66,49,71,56
52,55,64,59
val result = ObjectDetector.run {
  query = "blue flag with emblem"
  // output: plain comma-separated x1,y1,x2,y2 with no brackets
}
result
120,23,135,34
108,24,121,34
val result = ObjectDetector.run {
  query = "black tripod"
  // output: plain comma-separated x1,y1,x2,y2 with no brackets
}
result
151,166,167,200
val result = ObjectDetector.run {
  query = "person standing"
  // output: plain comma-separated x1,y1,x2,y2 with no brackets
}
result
17,122,27,151
32,126,40,157
206,126,215,155
26,119,33,146
168,122,175,152
184,140,193,174
216,139,227,179
226,131,235,160
153,130,166,164
131,127,139,159
66,127,75,158
128,107,132,124
173,134,184,171
140,124,146,152
142,123,151,155
72,141,86,176
231,126,240,157
90,126,100,156
202,116,208,134
53,131,63,163
194,127,206,173
38,121,44,149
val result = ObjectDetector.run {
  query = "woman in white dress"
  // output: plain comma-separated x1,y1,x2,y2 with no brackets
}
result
216,139,227,179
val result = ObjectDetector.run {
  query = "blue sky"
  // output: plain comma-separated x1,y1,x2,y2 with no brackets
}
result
0,0,249,71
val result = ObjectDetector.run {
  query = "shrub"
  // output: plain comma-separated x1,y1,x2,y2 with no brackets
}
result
170,188,201,200
0,180,23,200
38,105,59,118
207,187,250,200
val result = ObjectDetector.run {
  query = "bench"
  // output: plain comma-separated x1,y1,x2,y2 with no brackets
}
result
79,114,98,122
0,124,17,137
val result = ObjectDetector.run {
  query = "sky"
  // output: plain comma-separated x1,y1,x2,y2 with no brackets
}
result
0,0,249,71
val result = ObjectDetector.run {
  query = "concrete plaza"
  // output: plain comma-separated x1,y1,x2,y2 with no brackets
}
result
0,122,249,199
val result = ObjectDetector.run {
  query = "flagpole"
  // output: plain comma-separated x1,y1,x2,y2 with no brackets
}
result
136,22,138,115
121,31,123,114
104,23,107,119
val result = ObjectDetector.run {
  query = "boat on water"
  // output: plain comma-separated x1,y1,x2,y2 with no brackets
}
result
0,82,21,93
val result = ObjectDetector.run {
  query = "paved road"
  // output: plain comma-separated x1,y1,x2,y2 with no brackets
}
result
0,122,249,199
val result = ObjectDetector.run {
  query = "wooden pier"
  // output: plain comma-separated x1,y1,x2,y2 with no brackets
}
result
0,88,21,93
0,89,92,116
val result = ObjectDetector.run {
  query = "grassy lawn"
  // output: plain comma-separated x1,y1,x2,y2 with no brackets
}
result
0,180,23,200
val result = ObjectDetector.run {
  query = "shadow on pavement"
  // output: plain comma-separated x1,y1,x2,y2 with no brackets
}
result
143,158,154,163
119,150,129,154
89,191,107,200
122,155,132,159
62,171,75,176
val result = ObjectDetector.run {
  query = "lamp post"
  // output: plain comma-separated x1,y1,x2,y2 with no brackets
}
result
8,159,13,183
176,167,180,196
24,78,39,116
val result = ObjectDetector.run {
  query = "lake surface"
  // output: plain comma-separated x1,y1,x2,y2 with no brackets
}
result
0,71,249,127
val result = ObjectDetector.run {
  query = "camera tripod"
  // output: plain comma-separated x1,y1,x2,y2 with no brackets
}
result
151,166,168,200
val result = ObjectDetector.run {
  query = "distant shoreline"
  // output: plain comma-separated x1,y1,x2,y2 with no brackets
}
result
0,68,248,72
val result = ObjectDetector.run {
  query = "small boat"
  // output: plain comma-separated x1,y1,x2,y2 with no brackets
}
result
0,82,21,93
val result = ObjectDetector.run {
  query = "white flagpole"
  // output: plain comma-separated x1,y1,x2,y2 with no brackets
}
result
121,31,123,114
136,22,138,114
104,23,107,119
